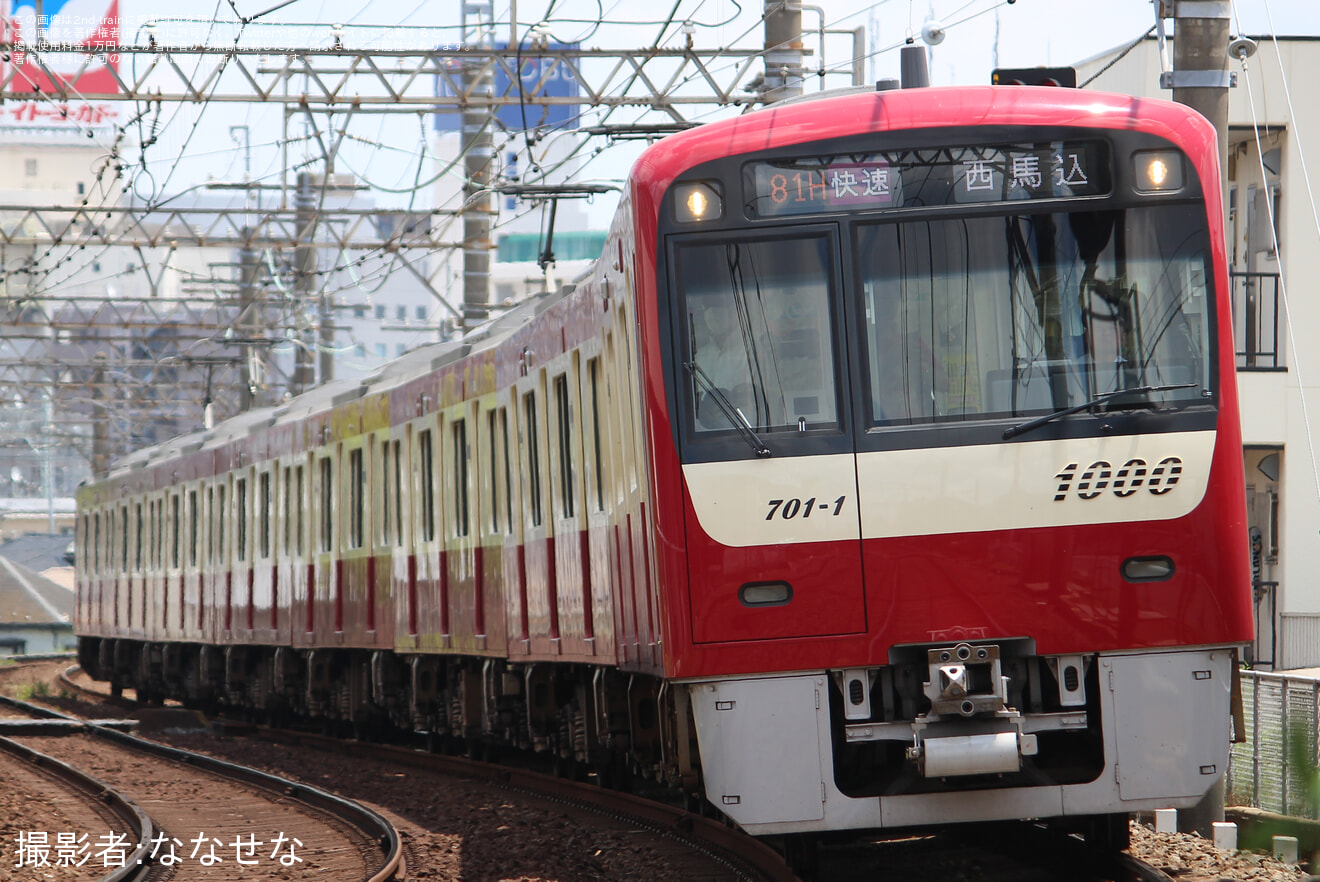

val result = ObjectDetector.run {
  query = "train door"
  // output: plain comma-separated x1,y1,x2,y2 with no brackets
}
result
580,347,617,659
610,301,655,666
234,471,252,636
313,446,339,638
393,424,418,651
370,430,394,648
253,468,275,637
291,457,312,647
479,395,513,654
516,370,557,655
411,415,446,647
275,462,293,644
340,437,368,643
548,355,592,658
164,490,182,640
495,392,530,658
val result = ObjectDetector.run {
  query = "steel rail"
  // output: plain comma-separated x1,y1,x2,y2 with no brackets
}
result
0,705,153,882
3,685,401,882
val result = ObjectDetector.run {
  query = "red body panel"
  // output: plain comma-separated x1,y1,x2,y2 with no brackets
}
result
621,87,1251,679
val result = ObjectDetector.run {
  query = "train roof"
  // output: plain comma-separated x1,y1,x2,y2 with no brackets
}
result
268,377,361,428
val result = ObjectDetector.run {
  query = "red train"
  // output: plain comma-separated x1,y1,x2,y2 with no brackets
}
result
76,82,1252,849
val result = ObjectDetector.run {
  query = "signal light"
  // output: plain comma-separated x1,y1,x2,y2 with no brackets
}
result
992,67,1077,88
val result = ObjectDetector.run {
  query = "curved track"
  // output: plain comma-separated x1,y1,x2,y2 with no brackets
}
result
0,691,400,882
0,731,153,882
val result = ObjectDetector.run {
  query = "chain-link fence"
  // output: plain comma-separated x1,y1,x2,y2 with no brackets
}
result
1228,670,1320,817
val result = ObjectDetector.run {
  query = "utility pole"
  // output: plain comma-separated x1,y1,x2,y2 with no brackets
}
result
461,2,496,333
1166,0,1232,179
1164,1,1232,835
291,171,317,396
91,356,108,479
762,0,804,103
237,240,264,410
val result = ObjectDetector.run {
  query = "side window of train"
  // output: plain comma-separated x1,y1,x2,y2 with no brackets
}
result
281,467,292,556
118,506,127,572
453,417,470,538
216,485,226,565
258,472,271,559
155,497,162,571
553,372,576,520
522,390,543,528
500,409,514,535
189,489,199,568
134,503,144,572
348,447,365,550
171,493,181,569
319,456,333,552
418,428,436,542
390,439,404,548
587,357,607,513
236,478,248,563
295,464,305,556
485,410,500,535
614,308,640,492
379,438,391,547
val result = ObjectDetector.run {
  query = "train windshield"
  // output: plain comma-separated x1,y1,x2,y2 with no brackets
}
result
676,232,842,436
856,203,1212,427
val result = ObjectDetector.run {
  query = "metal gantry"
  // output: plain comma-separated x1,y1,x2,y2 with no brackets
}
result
3,44,770,119
0,24,820,483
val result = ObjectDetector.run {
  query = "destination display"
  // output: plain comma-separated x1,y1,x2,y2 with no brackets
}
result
746,141,1111,218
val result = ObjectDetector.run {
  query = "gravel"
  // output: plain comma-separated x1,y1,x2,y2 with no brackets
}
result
1129,822,1316,881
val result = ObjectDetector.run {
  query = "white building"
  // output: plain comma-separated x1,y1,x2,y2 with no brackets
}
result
1081,34,1316,668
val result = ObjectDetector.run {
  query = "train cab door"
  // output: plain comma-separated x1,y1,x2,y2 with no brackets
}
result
671,228,868,644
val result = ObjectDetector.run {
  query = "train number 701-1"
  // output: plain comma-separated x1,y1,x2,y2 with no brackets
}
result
766,496,847,520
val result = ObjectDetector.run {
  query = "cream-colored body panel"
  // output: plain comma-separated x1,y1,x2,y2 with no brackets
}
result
683,431,1215,547
682,453,859,547
857,430,1214,539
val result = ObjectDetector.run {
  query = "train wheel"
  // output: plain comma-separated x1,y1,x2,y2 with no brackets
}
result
1086,813,1132,853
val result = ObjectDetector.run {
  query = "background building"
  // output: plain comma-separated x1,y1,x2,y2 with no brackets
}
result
1081,34,1312,668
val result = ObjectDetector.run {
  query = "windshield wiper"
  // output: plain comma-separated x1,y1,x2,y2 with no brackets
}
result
1002,382,1197,440
685,360,771,457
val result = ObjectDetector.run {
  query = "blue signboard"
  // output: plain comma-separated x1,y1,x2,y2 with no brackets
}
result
434,42,581,133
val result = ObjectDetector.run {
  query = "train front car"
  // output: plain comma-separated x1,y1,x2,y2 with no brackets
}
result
637,87,1252,838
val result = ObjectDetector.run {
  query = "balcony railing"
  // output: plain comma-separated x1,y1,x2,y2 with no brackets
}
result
1231,271,1283,369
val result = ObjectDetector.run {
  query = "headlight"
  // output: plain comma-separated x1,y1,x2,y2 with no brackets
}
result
674,181,723,223
1134,150,1184,192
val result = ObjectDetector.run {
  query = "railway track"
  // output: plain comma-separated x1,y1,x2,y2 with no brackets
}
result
30,666,1181,880
0,692,400,882
0,728,152,882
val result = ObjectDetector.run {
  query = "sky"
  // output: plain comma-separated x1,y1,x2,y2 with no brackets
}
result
18,0,1320,227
